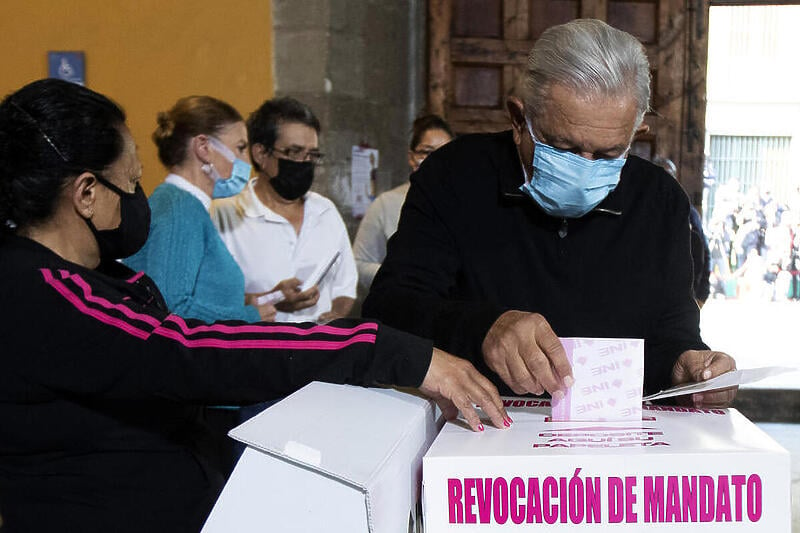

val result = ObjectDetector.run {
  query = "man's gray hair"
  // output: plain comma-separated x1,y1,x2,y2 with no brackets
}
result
520,19,651,124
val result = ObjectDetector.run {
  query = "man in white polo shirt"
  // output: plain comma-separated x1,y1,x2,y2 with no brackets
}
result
212,97,357,323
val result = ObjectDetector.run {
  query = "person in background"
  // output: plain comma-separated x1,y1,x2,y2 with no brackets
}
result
212,97,356,323
0,78,509,533
363,19,736,408
353,114,454,289
125,96,300,323
652,155,711,307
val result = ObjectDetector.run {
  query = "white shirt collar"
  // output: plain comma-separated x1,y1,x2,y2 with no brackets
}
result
240,178,274,219
165,173,211,211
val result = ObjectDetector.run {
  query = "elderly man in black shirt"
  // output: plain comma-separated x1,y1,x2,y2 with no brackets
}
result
363,18,735,406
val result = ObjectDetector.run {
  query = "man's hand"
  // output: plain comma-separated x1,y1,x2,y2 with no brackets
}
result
273,278,320,312
671,350,737,408
317,310,341,323
482,311,573,398
318,296,355,323
419,348,511,432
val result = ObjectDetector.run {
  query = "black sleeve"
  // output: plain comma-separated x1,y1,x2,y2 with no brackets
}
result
700,239,711,302
645,183,709,394
362,155,506,367
688,206,711,303
2,267,433,405
690,228,711,303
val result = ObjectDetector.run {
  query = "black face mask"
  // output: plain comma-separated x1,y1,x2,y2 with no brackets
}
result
84,176,151,261
269,158,315,200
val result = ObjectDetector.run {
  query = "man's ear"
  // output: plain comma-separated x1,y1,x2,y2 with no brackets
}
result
72,172,99,219
635,122,650,136
250,143,268,169
506,96,526,144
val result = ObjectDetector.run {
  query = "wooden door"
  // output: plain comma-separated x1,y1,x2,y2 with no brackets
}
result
428,0,709,206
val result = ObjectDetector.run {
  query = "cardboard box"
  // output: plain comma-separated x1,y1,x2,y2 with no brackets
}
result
201,382,440,533
423,401,790,531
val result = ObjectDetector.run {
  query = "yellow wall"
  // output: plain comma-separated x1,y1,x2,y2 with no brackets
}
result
0,1,273,193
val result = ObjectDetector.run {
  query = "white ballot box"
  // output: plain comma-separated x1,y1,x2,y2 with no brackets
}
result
202,382,440,533
423,400,790,532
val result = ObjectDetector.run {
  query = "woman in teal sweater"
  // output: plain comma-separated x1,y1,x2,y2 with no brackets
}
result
125,96,316,323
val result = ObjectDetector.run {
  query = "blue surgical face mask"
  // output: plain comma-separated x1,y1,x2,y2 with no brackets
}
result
519,118,626,218
204,136,252,198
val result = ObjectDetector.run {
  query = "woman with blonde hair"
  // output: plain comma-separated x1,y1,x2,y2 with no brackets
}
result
126,96,312,322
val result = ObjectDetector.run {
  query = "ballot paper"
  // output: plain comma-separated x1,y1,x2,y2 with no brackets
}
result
255,252,341,307
643,365,797,401
551,337,644,422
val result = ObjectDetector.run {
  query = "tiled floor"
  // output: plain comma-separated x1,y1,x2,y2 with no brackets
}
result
756,423,800,531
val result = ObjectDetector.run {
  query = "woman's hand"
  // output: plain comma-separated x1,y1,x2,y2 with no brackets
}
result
245,293,278,321
255,303,277,321
419,348,511,432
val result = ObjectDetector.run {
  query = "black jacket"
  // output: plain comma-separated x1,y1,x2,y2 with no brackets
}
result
689,205,711,302
0,236,431,533
363,130,707,396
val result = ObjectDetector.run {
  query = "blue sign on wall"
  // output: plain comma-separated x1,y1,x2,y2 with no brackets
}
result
48,51,85,85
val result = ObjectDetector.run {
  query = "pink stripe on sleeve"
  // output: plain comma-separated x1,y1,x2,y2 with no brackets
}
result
41,269,150,340
66,273,162,327
154,328,377,350
65,272,378,340
164,314,378,338
126,271,146,283
41,269,380,352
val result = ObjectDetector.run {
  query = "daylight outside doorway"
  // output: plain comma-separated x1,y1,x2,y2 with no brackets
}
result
701,4,800,389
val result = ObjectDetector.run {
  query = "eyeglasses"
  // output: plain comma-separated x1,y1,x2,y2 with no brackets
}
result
271,146,325,164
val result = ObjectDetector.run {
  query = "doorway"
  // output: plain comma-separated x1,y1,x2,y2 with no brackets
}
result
701,4,800,391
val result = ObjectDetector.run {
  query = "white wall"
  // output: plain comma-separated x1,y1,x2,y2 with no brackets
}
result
706,5,800,198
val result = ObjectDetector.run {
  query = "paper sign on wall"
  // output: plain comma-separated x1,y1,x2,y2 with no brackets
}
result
351,145,378,218
48,51,85,85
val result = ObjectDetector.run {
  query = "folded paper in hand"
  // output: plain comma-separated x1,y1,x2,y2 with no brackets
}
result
254,290,285,307
298,252,340,292
643,366,797,401
254,252,341,307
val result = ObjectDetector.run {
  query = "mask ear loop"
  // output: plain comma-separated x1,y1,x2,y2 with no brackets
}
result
198,136,229,183
93,174,135,197
207,136,236,163
524,116,540,144
519,116,539,185
192,135,214,176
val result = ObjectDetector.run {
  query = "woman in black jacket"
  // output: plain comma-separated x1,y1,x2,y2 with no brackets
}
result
0,79,509,533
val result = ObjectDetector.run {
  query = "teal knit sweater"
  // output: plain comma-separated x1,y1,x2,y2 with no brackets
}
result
125,183,260,323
